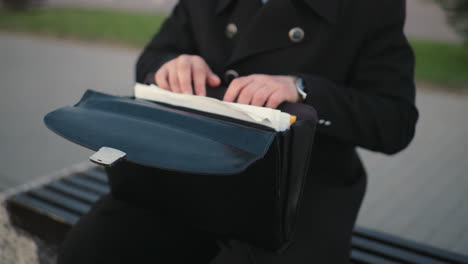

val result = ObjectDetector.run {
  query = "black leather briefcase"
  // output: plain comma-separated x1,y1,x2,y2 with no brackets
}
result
44,90,317,252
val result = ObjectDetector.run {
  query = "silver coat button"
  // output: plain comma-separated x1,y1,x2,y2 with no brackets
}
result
225,69,239,84
226,23,238,38
289,27,305,43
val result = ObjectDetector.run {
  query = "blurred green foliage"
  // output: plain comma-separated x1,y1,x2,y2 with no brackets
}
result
0,7,165,47
411,40,468,88
436,0,468,41
0,7,467,88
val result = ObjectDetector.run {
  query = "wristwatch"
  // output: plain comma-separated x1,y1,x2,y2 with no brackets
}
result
293,76,307,101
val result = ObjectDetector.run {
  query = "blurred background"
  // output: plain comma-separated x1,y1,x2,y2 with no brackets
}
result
0,0,467,258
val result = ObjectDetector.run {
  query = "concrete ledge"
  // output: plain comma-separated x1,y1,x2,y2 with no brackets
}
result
0,162,94,264
0,199,41,264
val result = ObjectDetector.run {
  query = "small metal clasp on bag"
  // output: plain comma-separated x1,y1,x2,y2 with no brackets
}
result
89,147,126,167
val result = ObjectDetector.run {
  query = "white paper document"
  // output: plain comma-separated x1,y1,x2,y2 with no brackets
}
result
134,83,294,131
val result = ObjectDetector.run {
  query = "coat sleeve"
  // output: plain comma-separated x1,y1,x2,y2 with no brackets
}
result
136,1,196,84
298,0,418,155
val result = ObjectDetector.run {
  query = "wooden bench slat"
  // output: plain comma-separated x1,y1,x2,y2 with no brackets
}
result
354,227,468,264
351,248,402,264
9,193,80,224
28,188,91,215
77,169,108,184
352,236,450,264
62,175,110,195
46,181,101,204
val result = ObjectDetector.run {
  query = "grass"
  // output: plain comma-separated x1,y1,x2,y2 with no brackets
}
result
0,7,166,47
0,7,467,89
411,40,468,89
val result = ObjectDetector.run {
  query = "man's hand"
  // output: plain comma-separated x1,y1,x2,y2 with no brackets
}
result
154,55,221,96
223,74,299,109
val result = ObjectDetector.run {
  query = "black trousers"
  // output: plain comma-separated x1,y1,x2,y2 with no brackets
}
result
57,193,222,264
58,163,366,264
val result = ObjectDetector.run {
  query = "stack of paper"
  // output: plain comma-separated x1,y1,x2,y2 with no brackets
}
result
134,83,294,131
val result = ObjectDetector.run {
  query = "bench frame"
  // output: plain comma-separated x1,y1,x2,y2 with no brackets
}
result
5,166,468,264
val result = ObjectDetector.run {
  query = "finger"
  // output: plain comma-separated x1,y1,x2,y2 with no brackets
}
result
177,56,193,94
168,63,181,93
191,55,220,88
223,76,254,102
265,91,285,109
155,67,170,90
192,63,207,96
207,71,221,87
250,85,271,107
237,82,262,105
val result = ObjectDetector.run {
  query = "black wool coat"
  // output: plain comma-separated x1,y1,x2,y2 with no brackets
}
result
136,0,418,262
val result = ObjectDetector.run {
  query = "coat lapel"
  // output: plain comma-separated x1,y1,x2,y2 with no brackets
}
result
215,0,235,15
302,0,339,24
219,0,340,66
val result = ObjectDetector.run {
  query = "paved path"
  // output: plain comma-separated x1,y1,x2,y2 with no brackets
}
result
0,34,135,189
42,0,463,43
357,90,468,255
0,34,467,255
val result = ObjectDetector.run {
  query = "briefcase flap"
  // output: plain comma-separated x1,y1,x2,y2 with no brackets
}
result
44,90,276,175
